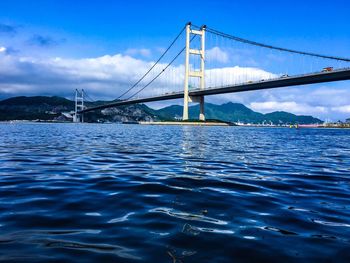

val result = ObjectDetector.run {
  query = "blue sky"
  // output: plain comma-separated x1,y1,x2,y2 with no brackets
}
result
0,0,350,120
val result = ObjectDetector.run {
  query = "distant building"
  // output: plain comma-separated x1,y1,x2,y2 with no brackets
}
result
55,112,73,122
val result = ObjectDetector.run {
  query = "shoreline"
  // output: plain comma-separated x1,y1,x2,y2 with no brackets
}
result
1,120,350,129
139,121,231,126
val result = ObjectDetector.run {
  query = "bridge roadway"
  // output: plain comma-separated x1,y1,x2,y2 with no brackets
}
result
80,68,350,114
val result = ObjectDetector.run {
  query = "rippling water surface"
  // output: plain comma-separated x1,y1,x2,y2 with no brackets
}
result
0,123,350,262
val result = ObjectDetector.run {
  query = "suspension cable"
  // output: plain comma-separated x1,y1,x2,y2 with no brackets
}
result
126,35,197,100
84,92,95,103
206,27,350,62
116,25,187,100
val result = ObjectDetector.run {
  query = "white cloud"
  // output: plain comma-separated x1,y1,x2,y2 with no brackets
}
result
206,47,229,63
331,105,350,113
0,46,6,52
205,66,277,88
125,48,151,58
0,51,276,99
250,101,328,116
0,52,185,99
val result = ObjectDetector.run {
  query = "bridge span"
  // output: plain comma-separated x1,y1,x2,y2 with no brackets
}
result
80,68,350,114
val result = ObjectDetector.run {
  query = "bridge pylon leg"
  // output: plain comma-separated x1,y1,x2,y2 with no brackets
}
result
183,23,206,121
183,23,190,121
73,89,84,123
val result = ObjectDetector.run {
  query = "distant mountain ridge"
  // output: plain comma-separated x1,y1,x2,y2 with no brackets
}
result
0,96,157,122
154,102,322,124
0,96,74,121
0,96,322,124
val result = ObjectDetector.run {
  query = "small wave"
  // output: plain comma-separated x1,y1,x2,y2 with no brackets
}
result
150,207,228,225
182,223,234,236
262,226,298,236
42,238,141,260
108,212,135,223
312,219,350,227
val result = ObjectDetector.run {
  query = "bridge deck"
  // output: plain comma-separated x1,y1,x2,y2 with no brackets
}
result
80,68,350,113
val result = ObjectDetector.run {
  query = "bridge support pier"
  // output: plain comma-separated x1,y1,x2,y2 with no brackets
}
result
199,96,205,121
183,23,206,121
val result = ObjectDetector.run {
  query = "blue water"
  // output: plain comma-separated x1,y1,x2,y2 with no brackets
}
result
0,123,350,262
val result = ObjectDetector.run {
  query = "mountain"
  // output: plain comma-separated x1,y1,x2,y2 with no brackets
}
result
0,96,159,122
0,96,322,124
264,111,321,125
154,102,322,124
0,96,74,121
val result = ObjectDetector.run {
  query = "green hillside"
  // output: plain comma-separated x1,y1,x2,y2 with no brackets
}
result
155,102,322,124
0,96,322,124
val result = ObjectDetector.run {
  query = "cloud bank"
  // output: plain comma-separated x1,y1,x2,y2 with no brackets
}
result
0,50,278,98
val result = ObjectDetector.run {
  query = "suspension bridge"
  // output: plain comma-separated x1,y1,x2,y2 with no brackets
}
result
73,22,350,122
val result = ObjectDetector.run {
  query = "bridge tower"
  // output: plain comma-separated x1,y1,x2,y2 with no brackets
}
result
183,23,206,121
73,89,84,123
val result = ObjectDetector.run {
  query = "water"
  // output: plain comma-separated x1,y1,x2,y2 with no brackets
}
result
0,123,350,262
